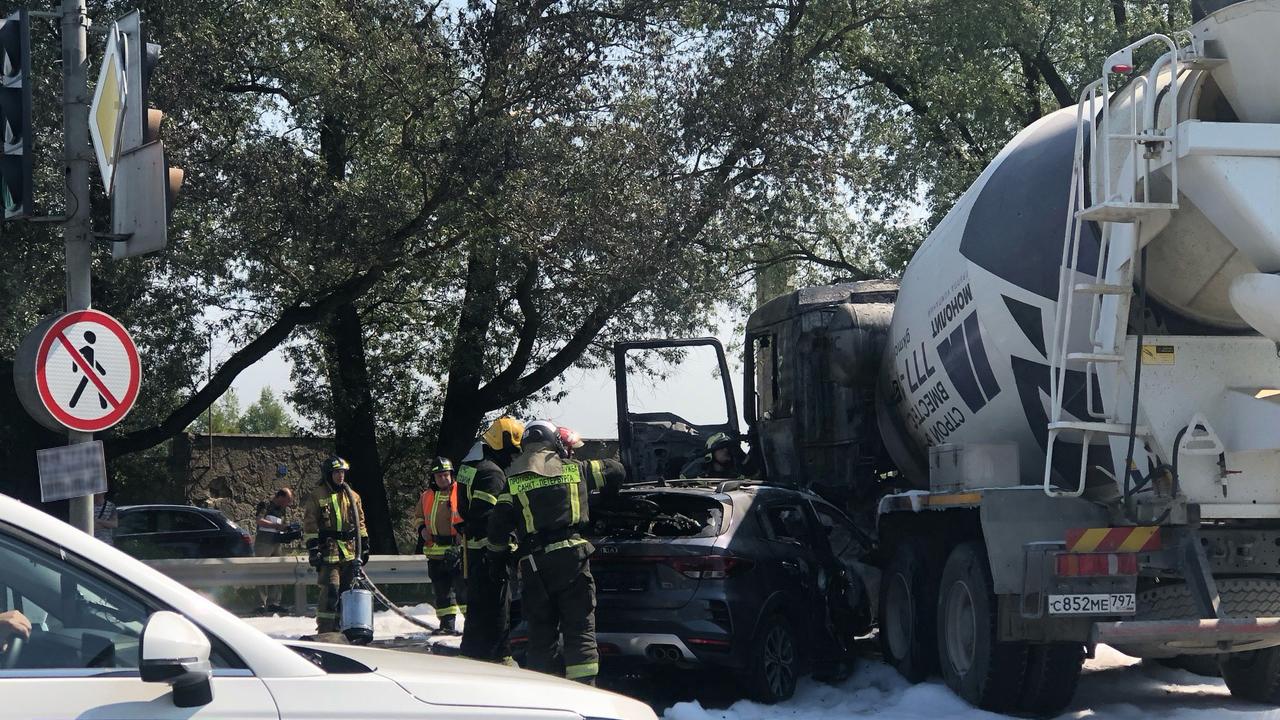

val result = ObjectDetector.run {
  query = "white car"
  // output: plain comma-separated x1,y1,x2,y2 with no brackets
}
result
0,493,656,720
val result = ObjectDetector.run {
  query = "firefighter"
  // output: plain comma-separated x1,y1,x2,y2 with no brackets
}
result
679,432,745,479
556,426,584,459
415,457,465,634
303,456,369,636
486,420,625,684
459,416,524,663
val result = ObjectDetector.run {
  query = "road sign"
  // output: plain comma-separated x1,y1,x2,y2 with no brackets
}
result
89,23,126,193
13,310,141,433
37,440,107,502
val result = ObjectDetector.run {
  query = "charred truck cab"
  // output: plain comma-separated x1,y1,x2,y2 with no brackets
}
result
613,1,1280,714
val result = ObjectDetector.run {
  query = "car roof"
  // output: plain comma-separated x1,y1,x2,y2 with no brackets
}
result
622,481,825,503
118,504,226,517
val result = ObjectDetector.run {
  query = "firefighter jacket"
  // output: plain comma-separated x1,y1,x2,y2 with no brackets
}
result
459,458,508,551
303,482,368,564
486,443,625,556
414,482,462,558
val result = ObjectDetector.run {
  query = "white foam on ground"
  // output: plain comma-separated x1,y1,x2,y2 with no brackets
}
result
244,611,1274,719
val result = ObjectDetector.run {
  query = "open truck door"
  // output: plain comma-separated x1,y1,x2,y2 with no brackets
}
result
614,338,740,482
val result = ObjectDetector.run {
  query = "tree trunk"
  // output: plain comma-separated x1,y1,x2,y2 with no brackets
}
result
324,302,397,553
436,245,500,460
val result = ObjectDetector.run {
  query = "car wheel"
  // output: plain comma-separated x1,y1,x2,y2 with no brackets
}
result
743,614,801,703
936,541,1028,713
1221,647,1280,704
879,539,938,682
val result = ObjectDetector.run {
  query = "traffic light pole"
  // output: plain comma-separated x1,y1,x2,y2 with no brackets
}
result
61,0,94,535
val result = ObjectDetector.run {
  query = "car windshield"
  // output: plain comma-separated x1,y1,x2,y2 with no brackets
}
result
590,491,727,538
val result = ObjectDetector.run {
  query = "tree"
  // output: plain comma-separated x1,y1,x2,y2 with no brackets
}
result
189,389,241,434
241,388,294,435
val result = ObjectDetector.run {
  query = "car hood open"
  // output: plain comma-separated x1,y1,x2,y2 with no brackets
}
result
286,641,654,720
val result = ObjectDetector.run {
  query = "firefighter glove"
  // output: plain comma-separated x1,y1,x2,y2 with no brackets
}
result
360,547,370,566
306,539,323,569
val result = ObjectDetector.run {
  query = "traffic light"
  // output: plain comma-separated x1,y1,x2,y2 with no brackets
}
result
110,10,182,259
0,10,32,220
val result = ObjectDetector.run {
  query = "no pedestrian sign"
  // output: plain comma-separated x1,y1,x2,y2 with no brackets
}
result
15,310,141,433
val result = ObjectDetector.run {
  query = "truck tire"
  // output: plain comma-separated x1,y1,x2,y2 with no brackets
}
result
879,539,938,682
936,541,1028,712
1018,644,1084,716
1221,648,1280,704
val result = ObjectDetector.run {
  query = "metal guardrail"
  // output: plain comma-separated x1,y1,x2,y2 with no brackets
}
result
143,555,432,615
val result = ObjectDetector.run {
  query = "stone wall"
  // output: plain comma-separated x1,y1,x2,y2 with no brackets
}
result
168,433,333,527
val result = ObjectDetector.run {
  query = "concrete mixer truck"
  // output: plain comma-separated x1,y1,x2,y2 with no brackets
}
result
611,0,1280,713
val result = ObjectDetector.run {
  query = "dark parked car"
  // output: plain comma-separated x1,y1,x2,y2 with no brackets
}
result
511,481,876,704
113,504,254,559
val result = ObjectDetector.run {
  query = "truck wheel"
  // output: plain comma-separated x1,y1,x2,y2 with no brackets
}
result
936,541,1028,712
1221,647,1280,704
1018,643,1084,716
743,614,800,703
879,539,938,682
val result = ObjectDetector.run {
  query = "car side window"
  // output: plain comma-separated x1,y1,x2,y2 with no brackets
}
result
0,530,238,672
761,504,810,544
157,510,217,533
811,502,861,559
115,511,151,535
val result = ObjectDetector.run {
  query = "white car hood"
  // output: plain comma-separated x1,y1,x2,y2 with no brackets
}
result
288,642,655,720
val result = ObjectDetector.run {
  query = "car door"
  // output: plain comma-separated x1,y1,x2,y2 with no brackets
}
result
756,500,823,648
808,499,876,648
111,509,157,559
152,509,220,558
0,526,277,719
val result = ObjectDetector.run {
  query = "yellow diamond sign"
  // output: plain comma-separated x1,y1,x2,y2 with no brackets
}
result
89,25,126,193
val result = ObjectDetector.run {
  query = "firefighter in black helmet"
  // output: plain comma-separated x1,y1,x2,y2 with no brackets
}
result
486,420,625,684
679,432,745,479
303,456,368,635
458,416,523,663
415,457,465,634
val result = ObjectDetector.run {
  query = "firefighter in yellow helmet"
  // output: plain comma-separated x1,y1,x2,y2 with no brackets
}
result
303,456,368,635
487,421,625,684
458,416,523,663
415,457,465,634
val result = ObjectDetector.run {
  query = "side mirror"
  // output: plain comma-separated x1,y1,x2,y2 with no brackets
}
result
139,611,213,708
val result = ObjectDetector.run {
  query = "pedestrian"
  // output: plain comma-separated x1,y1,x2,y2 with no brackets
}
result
415,457,465,634
303,456,369,636
458,416,523,664
92,491,118,546
254,487,298,615
486,420,625,684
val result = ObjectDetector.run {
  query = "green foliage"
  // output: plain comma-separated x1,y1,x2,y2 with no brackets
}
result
189,388,242,434
241,388,295,436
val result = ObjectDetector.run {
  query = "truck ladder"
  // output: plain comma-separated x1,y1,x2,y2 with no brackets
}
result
1044,35,1190,498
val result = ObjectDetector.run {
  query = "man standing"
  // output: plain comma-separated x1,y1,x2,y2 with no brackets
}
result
415,457,465,634
487,420,625,684
254,487,297,615
458,416,523,663
303,456,369,636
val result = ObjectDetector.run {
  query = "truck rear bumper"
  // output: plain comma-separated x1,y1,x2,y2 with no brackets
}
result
1093,617,1280,655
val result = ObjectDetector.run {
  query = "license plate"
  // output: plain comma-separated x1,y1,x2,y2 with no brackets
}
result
1047,593,1136,615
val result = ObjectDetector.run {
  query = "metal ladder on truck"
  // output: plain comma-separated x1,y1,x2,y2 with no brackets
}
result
1043,35,1194,499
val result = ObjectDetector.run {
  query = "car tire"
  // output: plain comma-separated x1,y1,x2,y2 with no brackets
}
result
1221,647,1280,704
936,541,1028,713
1018,643,1084,716
879,539,938,682
743,613,801,704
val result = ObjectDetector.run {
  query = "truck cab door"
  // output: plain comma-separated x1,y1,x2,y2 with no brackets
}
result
614,338,741,482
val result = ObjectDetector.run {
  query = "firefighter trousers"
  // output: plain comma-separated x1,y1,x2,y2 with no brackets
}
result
316,562,357,634
521,546,598,682
459,549,511,661
427,557,465,619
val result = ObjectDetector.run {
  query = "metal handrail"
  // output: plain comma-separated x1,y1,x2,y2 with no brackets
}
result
144,554,432,615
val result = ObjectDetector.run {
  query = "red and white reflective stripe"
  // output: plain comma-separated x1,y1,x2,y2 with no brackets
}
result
1055,552,1139,577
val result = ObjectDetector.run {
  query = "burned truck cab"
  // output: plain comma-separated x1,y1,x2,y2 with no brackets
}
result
743,281,898,505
